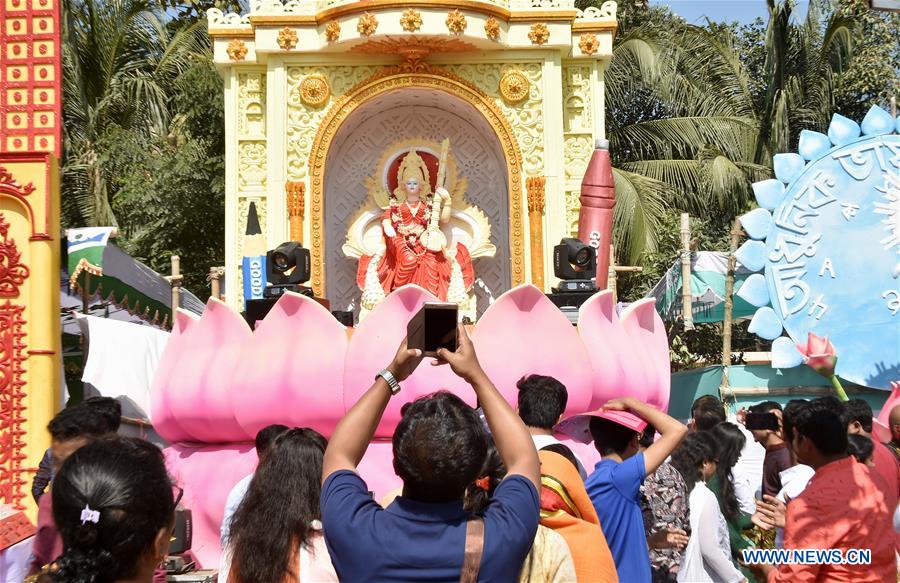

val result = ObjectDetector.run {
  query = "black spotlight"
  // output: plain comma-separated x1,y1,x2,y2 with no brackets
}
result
554,238,597,281
263,241,311,298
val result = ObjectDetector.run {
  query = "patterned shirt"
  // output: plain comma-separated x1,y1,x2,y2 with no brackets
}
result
640,462,689,582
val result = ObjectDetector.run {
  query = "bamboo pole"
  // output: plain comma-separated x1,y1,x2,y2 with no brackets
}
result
608,244,617,302
891,95,896,119
209,266,224,300
169,256,182,323
680,213,694,330
719,220,743,406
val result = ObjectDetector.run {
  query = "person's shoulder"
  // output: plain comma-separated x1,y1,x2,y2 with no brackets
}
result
323,469,369,495
491,474,539,507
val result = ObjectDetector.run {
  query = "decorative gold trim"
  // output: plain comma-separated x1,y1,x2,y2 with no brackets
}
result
277,27,299,50
318,0,510,22
249,15,317,25
324,20,341,42
445,9,467,34
307,64,526,295
208,28,254,38
499,69,529,104
508,10,577,22
526,176,546,214
299,73,331,106
400,8,423,32
227,39,248,61
357,12,378,36
571,21,618,32
578,32,599,55
526,175,546,290
528,22,550,45
286,181,305,243
351,36,476,56
484,16,500,41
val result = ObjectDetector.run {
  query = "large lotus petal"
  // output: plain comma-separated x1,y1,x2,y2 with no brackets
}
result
343,285,469,437
619,298,671,411
577,290,642,410
356,439,403,501
150,310,200,443
874,381,900,443
473,285,593,416
164,444,257,568
232,292,348,438
166,298,253,443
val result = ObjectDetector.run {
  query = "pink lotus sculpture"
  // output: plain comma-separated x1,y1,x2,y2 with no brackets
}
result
795,332,847,401
152,284,671,566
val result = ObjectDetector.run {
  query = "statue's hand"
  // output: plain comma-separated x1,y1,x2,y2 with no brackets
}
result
435,187,450,203
384,223,397,238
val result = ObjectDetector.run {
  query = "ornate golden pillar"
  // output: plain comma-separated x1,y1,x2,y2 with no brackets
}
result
526,176,546,290
286,181,305,243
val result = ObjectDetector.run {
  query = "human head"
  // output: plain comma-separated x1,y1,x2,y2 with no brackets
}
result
230,427,327,583
395,150,430,202
589,416,639,459
847,434,875,466
539,443,580,472
670,432,717,493
464,445,506,514
890,405,900,443
781,399,808,445
791,396,849,469
691,395,726,432
638,424,656,450
393,392,488,502
845,399,873,436
255,424,289,458
710,422,745,521
83,397,121,433
50,437,175,583
748,401,783,445
516,374,568,431
48,404,109,473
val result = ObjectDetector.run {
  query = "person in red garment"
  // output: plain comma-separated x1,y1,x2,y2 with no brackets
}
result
758,397,896,582
357,148,473,302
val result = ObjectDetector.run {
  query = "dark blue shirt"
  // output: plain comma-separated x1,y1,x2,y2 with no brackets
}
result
586,453,651,582
321,470,539,582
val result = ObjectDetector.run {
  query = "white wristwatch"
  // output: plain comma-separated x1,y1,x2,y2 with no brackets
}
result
376,369,401,395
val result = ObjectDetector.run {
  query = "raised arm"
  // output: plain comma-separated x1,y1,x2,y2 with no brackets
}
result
322,339,422,483
435,325,540,490
605,396,687,475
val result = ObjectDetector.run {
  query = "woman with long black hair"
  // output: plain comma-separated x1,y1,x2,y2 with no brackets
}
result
36,437,175,583
670,432,746,583
709,422,757,564
224,427,337,583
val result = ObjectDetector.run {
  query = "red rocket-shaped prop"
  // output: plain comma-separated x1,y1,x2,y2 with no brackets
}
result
577,139,616,289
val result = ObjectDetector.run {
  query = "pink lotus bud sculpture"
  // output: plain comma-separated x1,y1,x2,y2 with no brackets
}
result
795,332,847,401
151,284,671,566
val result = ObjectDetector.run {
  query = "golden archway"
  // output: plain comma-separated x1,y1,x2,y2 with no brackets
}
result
307,61,525,296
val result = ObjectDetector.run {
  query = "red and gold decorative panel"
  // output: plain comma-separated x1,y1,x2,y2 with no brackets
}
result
0,0,61,156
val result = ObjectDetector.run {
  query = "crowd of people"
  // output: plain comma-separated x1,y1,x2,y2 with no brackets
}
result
24,324,900,582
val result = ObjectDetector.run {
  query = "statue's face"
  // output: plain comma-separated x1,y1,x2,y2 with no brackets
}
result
405,179,421,198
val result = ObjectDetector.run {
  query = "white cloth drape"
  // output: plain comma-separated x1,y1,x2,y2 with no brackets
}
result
678,482,745,583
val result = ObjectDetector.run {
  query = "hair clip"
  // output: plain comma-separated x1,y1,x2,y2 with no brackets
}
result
80,504,100,525
474,476,490,491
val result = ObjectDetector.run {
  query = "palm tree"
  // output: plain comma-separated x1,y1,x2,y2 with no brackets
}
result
61,0,208,227
602,0,853,265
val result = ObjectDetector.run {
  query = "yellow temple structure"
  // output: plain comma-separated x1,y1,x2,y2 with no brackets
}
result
208,0,618,315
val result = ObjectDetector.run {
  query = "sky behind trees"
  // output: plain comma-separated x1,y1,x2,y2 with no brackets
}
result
651,0,810,23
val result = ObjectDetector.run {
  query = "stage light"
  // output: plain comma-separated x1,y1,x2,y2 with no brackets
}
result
265,241,310,287
554,238,597,281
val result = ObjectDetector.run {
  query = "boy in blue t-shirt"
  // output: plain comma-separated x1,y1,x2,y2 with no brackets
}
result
582,398,688,582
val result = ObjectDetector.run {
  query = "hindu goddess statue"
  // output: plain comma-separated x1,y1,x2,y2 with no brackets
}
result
356,149,474,302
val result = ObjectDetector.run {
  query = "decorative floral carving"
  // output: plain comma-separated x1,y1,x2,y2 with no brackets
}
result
0,299,28,510
238,142,267,190
528,23,550,45
400,8,422,32
484,17,500,41
325,20,341,42
277,27,298,50
299,73,331,107
0,215,29,298
352,36,475,56
226,39,248,61
579,32,599,55
286,181,305,218
526,176,546,215
0,168,35,196
446,9,466,34
237,72,266,138
357,12,378,36
499,70,530,104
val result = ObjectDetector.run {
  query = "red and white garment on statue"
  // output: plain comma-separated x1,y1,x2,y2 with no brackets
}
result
357,204,474,302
